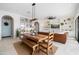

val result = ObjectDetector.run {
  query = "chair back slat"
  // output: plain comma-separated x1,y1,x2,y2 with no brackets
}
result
48,33,54,40
39,32,54,55
47,33,54,47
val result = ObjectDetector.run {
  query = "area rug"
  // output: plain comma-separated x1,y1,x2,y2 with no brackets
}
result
13,41,58,55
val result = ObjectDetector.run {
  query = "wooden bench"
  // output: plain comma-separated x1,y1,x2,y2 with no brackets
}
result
20,35,39,55
38,32,67,44
53,32,67,44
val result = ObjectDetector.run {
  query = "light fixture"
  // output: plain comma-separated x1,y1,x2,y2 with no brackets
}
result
32,3,36,6
31,3,36,20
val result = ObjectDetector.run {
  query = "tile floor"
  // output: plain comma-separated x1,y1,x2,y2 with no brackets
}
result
54,38,79,55
0,37,19,55
0,37,79,55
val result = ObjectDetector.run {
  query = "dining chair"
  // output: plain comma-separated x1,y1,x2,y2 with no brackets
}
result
39,33,54,55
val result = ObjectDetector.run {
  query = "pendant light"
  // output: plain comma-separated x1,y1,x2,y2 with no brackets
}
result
31,3,37,22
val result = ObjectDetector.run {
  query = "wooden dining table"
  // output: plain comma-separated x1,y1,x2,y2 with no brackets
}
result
23,33,48,43
20,32,54,54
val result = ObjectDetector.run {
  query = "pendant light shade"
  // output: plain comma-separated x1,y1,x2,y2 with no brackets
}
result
31,3,37,22
32,3,36,6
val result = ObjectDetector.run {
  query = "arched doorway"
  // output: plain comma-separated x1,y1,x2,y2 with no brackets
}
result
34,22,39,33
75,16,79,43
1,15,14,38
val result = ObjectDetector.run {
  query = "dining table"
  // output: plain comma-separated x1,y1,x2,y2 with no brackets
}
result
20,32,54,54
22,33,48,43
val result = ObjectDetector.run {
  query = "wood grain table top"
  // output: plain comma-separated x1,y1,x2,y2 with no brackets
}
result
23,33,48,43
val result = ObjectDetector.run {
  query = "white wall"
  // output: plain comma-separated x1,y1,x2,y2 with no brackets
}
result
35,3,78,37
0,10,26,40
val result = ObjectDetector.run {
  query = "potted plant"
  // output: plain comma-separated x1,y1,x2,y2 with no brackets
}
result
16,29,20,37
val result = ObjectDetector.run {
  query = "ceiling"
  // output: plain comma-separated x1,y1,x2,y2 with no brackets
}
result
0,3,78,17
0,3,32,17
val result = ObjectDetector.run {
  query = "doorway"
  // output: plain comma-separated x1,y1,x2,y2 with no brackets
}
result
34,22,39,33
75,16,79,43
1,15,13,38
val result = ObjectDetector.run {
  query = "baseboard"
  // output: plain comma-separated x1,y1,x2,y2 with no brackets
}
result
2,36,12,38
